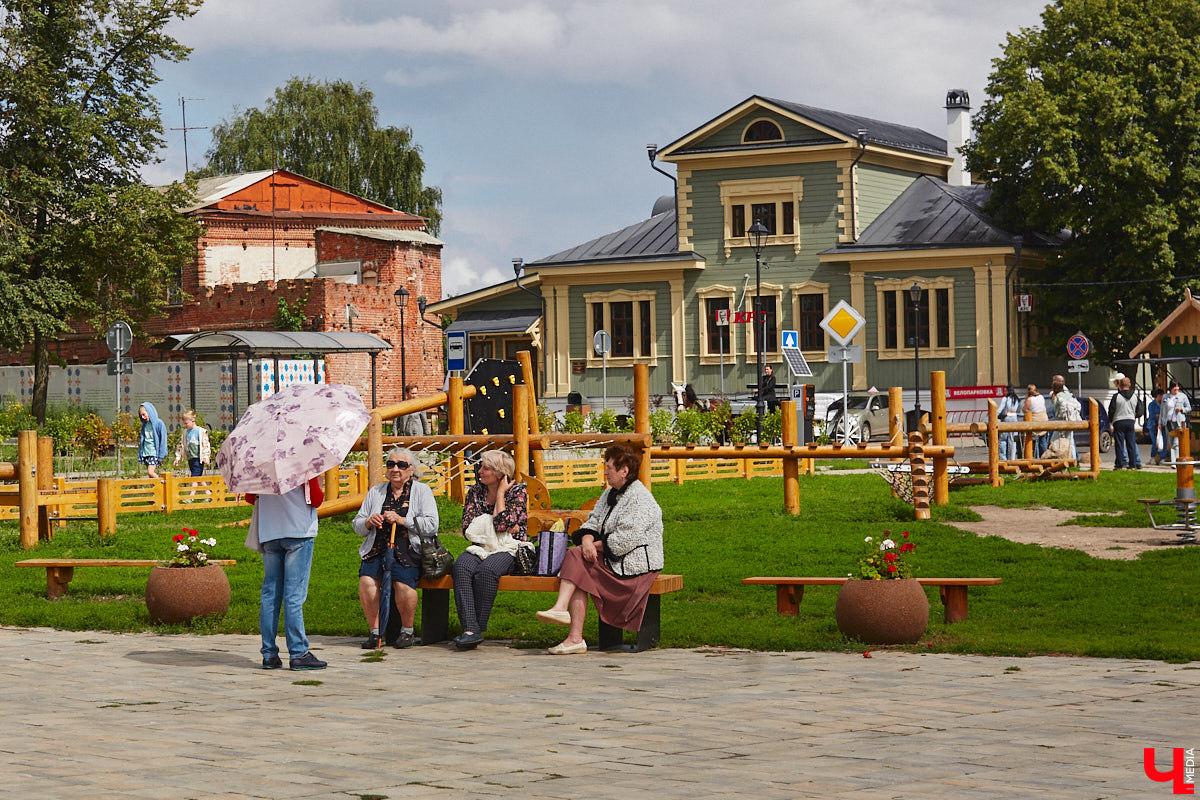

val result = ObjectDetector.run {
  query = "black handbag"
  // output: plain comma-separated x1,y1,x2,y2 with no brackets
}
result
419,534,454,578
513,542,538,576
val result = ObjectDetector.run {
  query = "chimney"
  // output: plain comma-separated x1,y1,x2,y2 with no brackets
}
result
945,89,971,186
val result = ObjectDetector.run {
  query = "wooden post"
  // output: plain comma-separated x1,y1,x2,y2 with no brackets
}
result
514,384,530,478
1089,398,1100,479
516,350,544,480
987,398,1001,487
1179,425,1193,490
909,432,931,520
18,430,38,549
448,376,466,504
930,371,948,505
324,466,340,503
36,435,54,540
97,478,117,537
634,364,651,488
781,399,799,515
367,410,384,488
163,472,179,514
1024,407,1034,459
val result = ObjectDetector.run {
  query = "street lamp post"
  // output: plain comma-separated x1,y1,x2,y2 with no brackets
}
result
909,281,922,427
749,220,769,441
394,286,410,411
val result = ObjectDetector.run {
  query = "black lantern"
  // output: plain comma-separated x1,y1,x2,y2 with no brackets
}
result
749,220,770,440
394,287,410,411
909,282,922,425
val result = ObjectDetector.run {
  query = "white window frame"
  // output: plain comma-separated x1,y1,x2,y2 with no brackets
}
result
697,284,737,366
584,289,658,367
718,177,804,257
741,117,784,143
789,280,830,362
744,282,784,361
874,277,956,360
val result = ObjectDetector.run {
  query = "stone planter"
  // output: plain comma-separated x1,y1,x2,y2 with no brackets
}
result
834,578,929,644
145,564,231,624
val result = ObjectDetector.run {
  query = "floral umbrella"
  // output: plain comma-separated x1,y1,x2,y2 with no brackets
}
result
217,382,370,495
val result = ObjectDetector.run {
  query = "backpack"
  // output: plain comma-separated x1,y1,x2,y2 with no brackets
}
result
1136,397,1147,418
1060,393,1082,422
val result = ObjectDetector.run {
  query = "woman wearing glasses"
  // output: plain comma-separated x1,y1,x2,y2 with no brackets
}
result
451,450,528,650
353,447,439,650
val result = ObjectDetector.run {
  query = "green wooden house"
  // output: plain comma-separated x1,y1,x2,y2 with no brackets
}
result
431,93,1062,407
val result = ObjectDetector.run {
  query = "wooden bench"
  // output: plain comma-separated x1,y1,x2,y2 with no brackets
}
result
417,573,683,652
16,559,237,599
741,576,1001,623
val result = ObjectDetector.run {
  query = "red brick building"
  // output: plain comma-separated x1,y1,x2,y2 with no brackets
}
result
30,170,444,408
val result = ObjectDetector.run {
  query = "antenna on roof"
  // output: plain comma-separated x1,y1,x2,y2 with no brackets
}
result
169,97,207,176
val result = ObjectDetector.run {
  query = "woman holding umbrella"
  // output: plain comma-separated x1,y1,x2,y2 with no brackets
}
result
353,447,439,650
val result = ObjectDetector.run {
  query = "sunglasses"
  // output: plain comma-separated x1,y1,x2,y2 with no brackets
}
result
385,460,410,470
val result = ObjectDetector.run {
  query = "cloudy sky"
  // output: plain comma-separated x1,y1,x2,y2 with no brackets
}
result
147,0,1050,298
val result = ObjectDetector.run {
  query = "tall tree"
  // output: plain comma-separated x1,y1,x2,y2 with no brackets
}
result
199,77,443,234
0,0,204,422
964,0,1200,364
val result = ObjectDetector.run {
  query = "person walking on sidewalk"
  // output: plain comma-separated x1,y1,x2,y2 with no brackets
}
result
1108,376,1141,469
1148,388,1164,465
1163,381,1192,464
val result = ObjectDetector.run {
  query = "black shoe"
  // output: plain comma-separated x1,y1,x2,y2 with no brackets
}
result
1134,464,1143,470
290,652,327,671
454,632,483,650
361,634,382,650
393,632,415,649
262,655,283,670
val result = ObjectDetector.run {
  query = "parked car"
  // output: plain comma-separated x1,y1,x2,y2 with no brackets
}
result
825,392,889,444
1073,395,1113,453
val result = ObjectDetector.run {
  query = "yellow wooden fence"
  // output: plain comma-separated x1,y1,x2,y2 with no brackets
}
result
0,455,785,522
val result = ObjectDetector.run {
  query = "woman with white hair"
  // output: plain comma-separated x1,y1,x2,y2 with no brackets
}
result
451,450,528,650
352,447,439,650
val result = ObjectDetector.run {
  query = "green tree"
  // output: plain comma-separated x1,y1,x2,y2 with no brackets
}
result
0,0,204,422
963,0,1200,363
199,77,443,234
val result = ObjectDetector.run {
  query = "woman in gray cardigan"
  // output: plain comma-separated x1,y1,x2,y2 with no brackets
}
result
535,445,663,655
352,447,439,649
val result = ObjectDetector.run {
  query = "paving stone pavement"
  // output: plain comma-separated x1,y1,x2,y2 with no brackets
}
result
1,626,1196,799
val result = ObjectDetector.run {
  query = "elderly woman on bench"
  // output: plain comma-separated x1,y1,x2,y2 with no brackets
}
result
535,444,663,655
451,450,528,650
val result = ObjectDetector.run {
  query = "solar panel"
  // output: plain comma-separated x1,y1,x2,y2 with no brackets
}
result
782,346,812,377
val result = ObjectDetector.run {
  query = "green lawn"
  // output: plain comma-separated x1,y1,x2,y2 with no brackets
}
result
2,471,1198,661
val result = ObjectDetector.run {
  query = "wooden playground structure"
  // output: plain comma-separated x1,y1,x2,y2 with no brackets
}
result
1,349,1107,548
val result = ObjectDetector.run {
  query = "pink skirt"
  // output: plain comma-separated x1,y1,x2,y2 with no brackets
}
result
559,547,659,631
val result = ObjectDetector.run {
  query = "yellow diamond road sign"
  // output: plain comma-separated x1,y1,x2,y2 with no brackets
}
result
820,300,865,346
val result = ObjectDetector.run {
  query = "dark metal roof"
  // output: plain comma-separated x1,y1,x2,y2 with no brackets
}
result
445,309,540,335
823,177,1065,254
528,208,702,268
763,97,948,156
157,330,392,356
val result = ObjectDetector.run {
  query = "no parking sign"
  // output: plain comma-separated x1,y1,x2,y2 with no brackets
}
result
1067,332,1091,360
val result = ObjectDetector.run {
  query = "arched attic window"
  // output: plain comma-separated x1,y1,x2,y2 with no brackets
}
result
743,119,783,143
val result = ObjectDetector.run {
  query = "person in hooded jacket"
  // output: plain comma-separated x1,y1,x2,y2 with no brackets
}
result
1107,376,1141,469
137,402,168,479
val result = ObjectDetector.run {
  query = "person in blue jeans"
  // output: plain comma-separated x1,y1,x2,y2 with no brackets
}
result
1148,388,1163,465
246,477,326,670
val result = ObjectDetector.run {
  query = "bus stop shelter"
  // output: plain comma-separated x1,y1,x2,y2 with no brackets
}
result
157,330,392,419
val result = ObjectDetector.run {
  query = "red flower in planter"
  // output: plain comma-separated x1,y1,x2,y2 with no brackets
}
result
173,533,186,542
